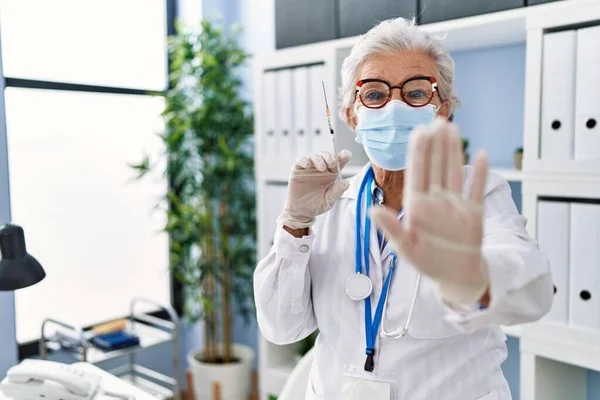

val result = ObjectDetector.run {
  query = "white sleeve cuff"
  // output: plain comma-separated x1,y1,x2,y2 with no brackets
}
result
274,225,315,262
441,249,513,331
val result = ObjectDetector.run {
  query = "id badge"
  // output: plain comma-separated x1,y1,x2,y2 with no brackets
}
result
341,376,391,400
342,364,395,400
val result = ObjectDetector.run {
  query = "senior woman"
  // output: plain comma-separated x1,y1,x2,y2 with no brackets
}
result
254,17,552,400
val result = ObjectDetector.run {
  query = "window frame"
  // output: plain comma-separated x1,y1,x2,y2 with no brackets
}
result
3,0,184,360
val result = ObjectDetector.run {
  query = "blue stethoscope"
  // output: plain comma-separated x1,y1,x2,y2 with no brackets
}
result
344,165,422,372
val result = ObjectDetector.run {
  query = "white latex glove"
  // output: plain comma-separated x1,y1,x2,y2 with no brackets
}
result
277,150,352,229
370,119,490,306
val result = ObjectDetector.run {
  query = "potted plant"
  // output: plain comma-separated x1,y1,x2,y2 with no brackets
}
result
131,20,256,400
513,146,523,170
461,137,470,165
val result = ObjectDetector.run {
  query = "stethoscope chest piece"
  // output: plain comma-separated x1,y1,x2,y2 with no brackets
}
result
345,273,373,301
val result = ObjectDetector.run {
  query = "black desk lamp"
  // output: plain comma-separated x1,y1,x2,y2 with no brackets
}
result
0,223,45,291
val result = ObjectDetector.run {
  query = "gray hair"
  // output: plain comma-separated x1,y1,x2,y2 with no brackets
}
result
339,17,461,124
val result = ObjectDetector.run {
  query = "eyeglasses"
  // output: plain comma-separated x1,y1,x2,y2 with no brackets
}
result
356,76,439,109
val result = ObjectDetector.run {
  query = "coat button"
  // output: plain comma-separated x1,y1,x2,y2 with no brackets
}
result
299,244,309,253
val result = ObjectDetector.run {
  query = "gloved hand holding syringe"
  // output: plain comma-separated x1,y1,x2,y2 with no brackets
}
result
276,81,351,233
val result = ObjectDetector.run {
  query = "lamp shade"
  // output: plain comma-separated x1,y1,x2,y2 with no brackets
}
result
0,224,46,291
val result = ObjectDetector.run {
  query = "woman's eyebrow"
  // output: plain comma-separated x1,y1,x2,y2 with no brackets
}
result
360,74,431,85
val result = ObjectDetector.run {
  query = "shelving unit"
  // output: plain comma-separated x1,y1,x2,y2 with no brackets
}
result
502,325,523,338
253,1,600,399
39,297,181,400
492,168,524,182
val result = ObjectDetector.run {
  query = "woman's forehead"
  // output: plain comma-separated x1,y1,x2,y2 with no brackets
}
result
358,51,437,83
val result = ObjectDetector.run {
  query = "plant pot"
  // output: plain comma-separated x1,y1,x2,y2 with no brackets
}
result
463,152,469,165
513,152,523,170
187,343,255,400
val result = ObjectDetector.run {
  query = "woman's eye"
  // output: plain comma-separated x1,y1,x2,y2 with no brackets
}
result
405,89,427,99
365,91,385,100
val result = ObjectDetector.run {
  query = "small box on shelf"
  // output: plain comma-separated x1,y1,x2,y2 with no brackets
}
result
513,147,523,170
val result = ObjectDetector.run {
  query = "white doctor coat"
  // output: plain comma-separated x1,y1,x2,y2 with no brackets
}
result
254,165,553,400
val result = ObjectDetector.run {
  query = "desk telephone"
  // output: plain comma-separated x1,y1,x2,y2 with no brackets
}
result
0,360,131,400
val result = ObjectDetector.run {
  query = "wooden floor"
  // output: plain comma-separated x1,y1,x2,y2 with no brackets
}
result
183,369,259,400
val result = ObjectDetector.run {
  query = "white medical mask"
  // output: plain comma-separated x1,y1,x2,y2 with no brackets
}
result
355,100,437,171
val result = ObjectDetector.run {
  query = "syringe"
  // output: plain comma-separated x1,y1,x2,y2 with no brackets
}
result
321,81,341,180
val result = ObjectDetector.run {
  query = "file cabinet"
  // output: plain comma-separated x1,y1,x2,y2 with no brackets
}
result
528,0,564,4
273,0,570,49
275,0,336,49
339,0,418,38
419,0,524,24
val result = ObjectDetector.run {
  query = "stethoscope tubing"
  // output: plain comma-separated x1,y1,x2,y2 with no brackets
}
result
354,165,422,339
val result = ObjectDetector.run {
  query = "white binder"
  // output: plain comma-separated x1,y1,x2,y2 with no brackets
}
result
292,67,312,158
263,71,279,164
307,64,332,155
574,25,600,161
276,69,295,170
569,202,600,330
537,200,570,324
540,30,576,161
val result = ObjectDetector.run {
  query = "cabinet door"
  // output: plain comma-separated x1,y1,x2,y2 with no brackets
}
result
275,0,336,49
419,0,524,24
528,0,563,5
339,0,418,38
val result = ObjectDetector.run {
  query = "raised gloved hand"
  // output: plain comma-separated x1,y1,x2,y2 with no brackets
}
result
277,150,352,229
370,119,490,306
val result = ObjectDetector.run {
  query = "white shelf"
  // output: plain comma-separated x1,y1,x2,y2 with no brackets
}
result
492,168,523,182
502,324,523,338
45,320,173,364
523,159,600,181
520,322,600,372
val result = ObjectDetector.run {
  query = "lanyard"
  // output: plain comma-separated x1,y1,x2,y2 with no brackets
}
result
355,166,397,372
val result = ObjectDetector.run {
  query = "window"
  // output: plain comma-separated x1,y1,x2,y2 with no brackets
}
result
0,0,177,350
0,0,168,90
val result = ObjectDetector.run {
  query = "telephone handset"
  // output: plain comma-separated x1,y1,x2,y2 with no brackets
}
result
0,359,101,400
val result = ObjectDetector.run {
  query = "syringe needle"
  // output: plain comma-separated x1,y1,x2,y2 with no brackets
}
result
322,81,341,179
